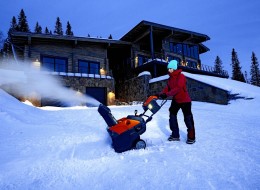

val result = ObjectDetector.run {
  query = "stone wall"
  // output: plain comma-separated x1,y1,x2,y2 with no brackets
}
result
60,75,115,106
150,76,229,105
186,77,229,104
122,73,229,105
60,75,114,94
120,74,151,102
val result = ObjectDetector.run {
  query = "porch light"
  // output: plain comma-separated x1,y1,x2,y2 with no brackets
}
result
107,91,115,105
181,61,188,66
100,68,106,75
33,59,41,69
135,56,138,68
76,89,82,96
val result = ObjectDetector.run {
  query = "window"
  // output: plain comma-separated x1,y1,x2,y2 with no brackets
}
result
169,42,182,55
187,60,197,68
169,43,199,60
41,56,67,72
78,60,100,74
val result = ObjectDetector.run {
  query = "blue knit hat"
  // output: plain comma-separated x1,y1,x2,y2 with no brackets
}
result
167,60,178,70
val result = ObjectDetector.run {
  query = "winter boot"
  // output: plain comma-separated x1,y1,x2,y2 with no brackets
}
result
184,115,196,144
168,115,180,141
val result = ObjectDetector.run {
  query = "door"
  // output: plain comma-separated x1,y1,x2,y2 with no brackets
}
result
86,87,107,106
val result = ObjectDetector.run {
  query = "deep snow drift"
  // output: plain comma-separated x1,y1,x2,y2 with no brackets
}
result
0,74,260,190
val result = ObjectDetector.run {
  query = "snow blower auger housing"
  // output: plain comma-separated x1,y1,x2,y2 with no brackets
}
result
98,96,167,153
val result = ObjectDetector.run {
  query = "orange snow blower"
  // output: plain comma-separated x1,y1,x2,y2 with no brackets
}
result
98,96,167,153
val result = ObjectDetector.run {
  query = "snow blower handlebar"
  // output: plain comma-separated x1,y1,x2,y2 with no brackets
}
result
138,96,167,123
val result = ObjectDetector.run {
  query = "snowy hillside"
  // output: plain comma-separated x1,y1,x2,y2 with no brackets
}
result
0,75,260,189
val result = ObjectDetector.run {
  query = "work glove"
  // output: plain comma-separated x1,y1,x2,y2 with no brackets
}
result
159,93,167,99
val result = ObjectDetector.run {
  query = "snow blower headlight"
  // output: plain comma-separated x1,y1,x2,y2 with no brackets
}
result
143,96,161,114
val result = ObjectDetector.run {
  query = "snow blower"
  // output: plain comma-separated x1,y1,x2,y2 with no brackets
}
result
98,96,167,153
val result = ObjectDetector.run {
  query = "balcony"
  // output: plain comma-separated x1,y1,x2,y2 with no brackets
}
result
133,51,229,78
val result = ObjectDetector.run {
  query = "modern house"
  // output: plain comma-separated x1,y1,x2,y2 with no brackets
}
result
7,20,229,106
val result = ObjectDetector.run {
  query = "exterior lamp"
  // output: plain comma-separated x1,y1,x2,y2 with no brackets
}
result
135,56,138,68
197,64,201,70
107,91,115,105
100,68,106,75
33,59,41,69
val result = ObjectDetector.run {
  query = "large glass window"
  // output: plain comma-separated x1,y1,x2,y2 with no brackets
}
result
41,56,67,72
169,43,199,60
78,60,100,74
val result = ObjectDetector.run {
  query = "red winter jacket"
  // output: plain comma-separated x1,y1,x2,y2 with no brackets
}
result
161,69,191,103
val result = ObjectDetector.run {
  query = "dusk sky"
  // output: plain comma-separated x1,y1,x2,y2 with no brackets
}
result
1,0,260,76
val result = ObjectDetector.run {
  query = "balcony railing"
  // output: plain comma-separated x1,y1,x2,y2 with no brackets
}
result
134,50,229,78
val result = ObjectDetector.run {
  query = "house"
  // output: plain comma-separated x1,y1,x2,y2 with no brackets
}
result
8,20,229,106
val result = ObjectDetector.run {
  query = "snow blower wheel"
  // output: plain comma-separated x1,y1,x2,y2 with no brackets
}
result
135,139,146,150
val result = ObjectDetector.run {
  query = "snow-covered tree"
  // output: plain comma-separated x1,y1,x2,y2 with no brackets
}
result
34,22,42,34
231,48,245,82
54,17,63,35
65,21,73,36
214,56,223,74
17,9,30,32
250,52,260,86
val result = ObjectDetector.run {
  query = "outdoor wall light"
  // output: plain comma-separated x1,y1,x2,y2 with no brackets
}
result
33,59,41,69
107,91,115,105
100,68,106,75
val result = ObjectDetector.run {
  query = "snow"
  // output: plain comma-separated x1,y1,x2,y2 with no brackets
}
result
0,74,260,189
138,71,151,77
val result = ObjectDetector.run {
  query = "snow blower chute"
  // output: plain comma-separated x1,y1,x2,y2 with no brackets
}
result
98,96,167,153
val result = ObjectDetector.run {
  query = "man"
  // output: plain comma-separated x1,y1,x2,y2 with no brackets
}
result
158,60,196,144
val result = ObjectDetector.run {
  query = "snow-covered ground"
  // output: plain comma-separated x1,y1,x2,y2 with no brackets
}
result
0,74,260,189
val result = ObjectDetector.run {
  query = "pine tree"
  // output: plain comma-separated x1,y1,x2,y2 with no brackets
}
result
231,48,245,82
214,56,223,74
108,34,113,39
8,16,18,36
34,22,42,34
0,31,3,46
2,39,12,59
65,21,73,36
45,27,50,34
54,17,63,35
17,9,30,32
250,52,260,86
244,71,249,83
3,16,19,59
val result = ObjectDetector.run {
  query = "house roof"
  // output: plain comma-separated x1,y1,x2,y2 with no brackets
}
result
120,20,210,53
10,20,210,53
120,20,210,43
10,32,131,47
